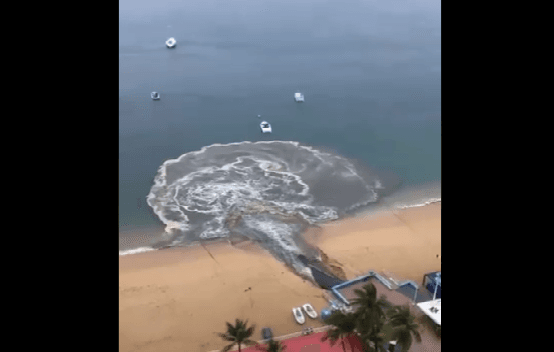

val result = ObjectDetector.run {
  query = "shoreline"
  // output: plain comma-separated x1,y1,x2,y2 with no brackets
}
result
119,195,441,257
119,201,440,352
120,241,329,352
304,201,441,282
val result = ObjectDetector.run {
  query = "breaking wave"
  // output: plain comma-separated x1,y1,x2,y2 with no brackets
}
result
395,197,441,210
146,141,382,278
119,246,156,256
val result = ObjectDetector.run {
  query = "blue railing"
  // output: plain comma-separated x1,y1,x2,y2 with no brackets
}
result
330,271,420,306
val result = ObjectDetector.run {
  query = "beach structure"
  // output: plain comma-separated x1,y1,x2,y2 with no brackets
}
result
422,271,441,299
261,327,273,341
308,264,345,289
320,308,332,321
329,271,421,307
417,299,441,336
417,299,441,326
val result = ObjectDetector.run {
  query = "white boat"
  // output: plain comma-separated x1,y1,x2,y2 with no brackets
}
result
302,303,318,319
294,92,304,102
260,121,272,133
293,307,305,324
166,37,176,48
151,92,160,100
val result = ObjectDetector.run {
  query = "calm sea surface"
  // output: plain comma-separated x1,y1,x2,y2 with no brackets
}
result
119,0,441,253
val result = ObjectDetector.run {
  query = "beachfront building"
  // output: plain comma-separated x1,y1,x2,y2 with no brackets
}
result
417,299,441,336
418,272,441,336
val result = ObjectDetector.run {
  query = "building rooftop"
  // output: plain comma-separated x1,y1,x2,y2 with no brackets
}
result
417,299,441,326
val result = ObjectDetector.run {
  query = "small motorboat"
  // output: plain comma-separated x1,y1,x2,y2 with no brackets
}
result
302,303,318,319
151,92,160,100
260,121,272,133
294,92,304,102
293,307,305,324
166,37,177,48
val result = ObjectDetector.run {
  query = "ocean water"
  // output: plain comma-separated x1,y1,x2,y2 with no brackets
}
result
119,0,441,276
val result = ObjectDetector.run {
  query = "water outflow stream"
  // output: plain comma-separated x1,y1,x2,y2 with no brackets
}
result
147,141,383,284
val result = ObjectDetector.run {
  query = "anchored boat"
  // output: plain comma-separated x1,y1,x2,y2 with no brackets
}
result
260,121,272,133
166,37,176,48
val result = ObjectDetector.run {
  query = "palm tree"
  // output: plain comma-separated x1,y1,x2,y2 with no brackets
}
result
350,283,391,351
362,329,388,352
386,305,422,352
216,319,257,352
351,283,391,329
255,338,287,352
321,310,358,352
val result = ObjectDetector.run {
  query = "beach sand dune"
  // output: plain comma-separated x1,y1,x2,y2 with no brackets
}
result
119,203,440,352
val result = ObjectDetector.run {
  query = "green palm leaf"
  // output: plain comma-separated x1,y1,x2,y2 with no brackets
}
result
387,305,422,352
320,311,358,352
217,319,257,352
255,338,287,352
221,344,237,352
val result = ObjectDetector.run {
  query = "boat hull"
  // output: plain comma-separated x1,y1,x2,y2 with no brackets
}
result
166,38,177,48
293,308,306,324
260,121,272,133
302,304,318,319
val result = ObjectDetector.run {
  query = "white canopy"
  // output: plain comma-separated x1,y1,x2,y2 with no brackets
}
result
416,299,441,326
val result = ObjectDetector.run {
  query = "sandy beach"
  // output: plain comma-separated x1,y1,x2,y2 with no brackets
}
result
306,202,441,283
119,242,330,352
119,202,441,352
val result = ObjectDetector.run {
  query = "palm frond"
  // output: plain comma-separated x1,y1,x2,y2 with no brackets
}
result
218,319,257,350
242,339,257,346
260,338,287,352
412,329,422,343
220,343,237,352
321,330,340,345
245,325,256,337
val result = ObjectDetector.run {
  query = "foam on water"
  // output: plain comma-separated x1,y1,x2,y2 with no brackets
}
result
146,141,382,276
119,246,156,256
395,197,441,210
